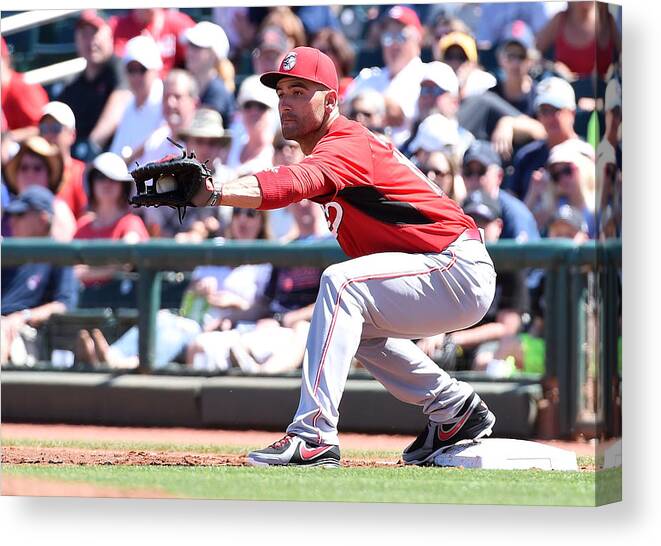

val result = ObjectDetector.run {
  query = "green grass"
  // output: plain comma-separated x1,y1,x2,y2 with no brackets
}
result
3,438,620,506
2,463,621,506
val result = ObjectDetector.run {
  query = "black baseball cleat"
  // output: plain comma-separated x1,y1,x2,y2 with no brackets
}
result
402,393,496,465
247,434,341,467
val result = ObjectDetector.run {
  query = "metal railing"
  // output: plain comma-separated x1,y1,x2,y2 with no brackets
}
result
2,238,622,437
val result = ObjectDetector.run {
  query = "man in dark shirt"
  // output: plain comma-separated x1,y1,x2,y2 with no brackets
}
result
1,187,78,366
58,10,130,161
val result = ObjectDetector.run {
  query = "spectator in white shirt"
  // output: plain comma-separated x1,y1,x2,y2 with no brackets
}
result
109,35,165,163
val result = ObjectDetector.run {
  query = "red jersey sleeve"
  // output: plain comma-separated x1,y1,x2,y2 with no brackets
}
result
255,120,372,209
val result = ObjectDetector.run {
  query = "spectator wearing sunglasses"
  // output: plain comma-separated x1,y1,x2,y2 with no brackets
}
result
506,76,595,202
417,150,466,204
38,102,88,220
347,89,387,135
2,136,76,241
461,140,539,243
343,6,426,146
226,76,279,176
492,21,540,117
524,140,596,238
109,35,165,163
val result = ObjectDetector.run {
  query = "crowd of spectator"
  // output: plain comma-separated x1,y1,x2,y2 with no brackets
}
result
1,3,622,376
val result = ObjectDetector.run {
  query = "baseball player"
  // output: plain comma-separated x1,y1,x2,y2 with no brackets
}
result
143,47,498,467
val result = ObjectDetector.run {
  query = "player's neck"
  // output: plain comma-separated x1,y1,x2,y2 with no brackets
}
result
299,110,340,156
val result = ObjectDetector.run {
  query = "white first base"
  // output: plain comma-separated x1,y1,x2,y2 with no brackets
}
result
433,439,578,471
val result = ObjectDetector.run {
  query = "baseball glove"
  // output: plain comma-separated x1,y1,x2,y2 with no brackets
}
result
129,138,222,222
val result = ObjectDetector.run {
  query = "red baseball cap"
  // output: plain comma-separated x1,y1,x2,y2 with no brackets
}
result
260,46,339,93
385,5,422,32
76,9,108,31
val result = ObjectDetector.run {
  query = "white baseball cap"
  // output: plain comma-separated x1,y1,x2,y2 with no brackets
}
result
91,152,132,181
123,35,163,71
41,101,76,129
408,113,460,153
547,139,595,165
534,76,576,111
237,74,279,110
421,61,459,96
184,21,229,61
604,79,621,111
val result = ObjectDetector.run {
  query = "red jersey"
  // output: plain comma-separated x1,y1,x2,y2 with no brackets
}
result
109,9,195,75
1,70,48,130
256,116,476,258
75,212,150,241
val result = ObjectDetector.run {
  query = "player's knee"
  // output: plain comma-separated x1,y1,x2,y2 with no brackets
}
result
320,263,350,289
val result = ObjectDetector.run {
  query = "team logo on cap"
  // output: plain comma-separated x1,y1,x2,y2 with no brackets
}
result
282,52,297,71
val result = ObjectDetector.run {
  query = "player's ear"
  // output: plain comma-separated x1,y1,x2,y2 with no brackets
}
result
324,90,338,111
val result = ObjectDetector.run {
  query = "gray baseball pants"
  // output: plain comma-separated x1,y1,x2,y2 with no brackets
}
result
286,232,497,445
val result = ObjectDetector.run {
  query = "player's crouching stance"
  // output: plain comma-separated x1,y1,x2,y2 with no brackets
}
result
130,47,497,468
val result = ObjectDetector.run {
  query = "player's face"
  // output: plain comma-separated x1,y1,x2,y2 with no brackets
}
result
276,78,330,141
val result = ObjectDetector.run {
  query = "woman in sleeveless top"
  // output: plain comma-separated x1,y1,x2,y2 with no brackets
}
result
536,2,620,79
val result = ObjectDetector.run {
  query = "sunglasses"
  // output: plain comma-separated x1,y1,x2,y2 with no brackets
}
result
425,167,451,178
550,165,574,182
126,64,147,75
419,85,446,98
233,208,259,218
462,166,487,178
505,51,527,62
242,100,269,112
381,31,409,47
537,105,560,117
351,109,376,119
39,121,64,134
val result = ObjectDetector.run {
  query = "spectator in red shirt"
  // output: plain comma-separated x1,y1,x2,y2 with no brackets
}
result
38,102,88,219
74,152,149,285
109,8,195,76
0,37,48,141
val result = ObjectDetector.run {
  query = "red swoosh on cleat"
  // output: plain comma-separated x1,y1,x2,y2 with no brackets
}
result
437,410,472,441
299,444,333,460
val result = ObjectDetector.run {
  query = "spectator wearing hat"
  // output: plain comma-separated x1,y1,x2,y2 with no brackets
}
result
403,61,474,158
109,35,166,163
58,10,131,162
1,37,48,140
143,108,233,242
462,140,539,243
184,21,236,125
535,2,619,79
134,69,199,166
596,78,622,238
506,76,595,202
227,76,279,177
492,20,540,117
524,139,596,237
2,136,76,241
38,102,88,220
408,113,466,170
343,5,427,146
310,28,356,100
109,8,195,76
417,189,529,371
74,152,149,286
1,186,78,367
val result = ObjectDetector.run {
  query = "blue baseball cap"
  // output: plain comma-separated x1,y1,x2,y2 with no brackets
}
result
463,140,501,168
4,185,54,215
